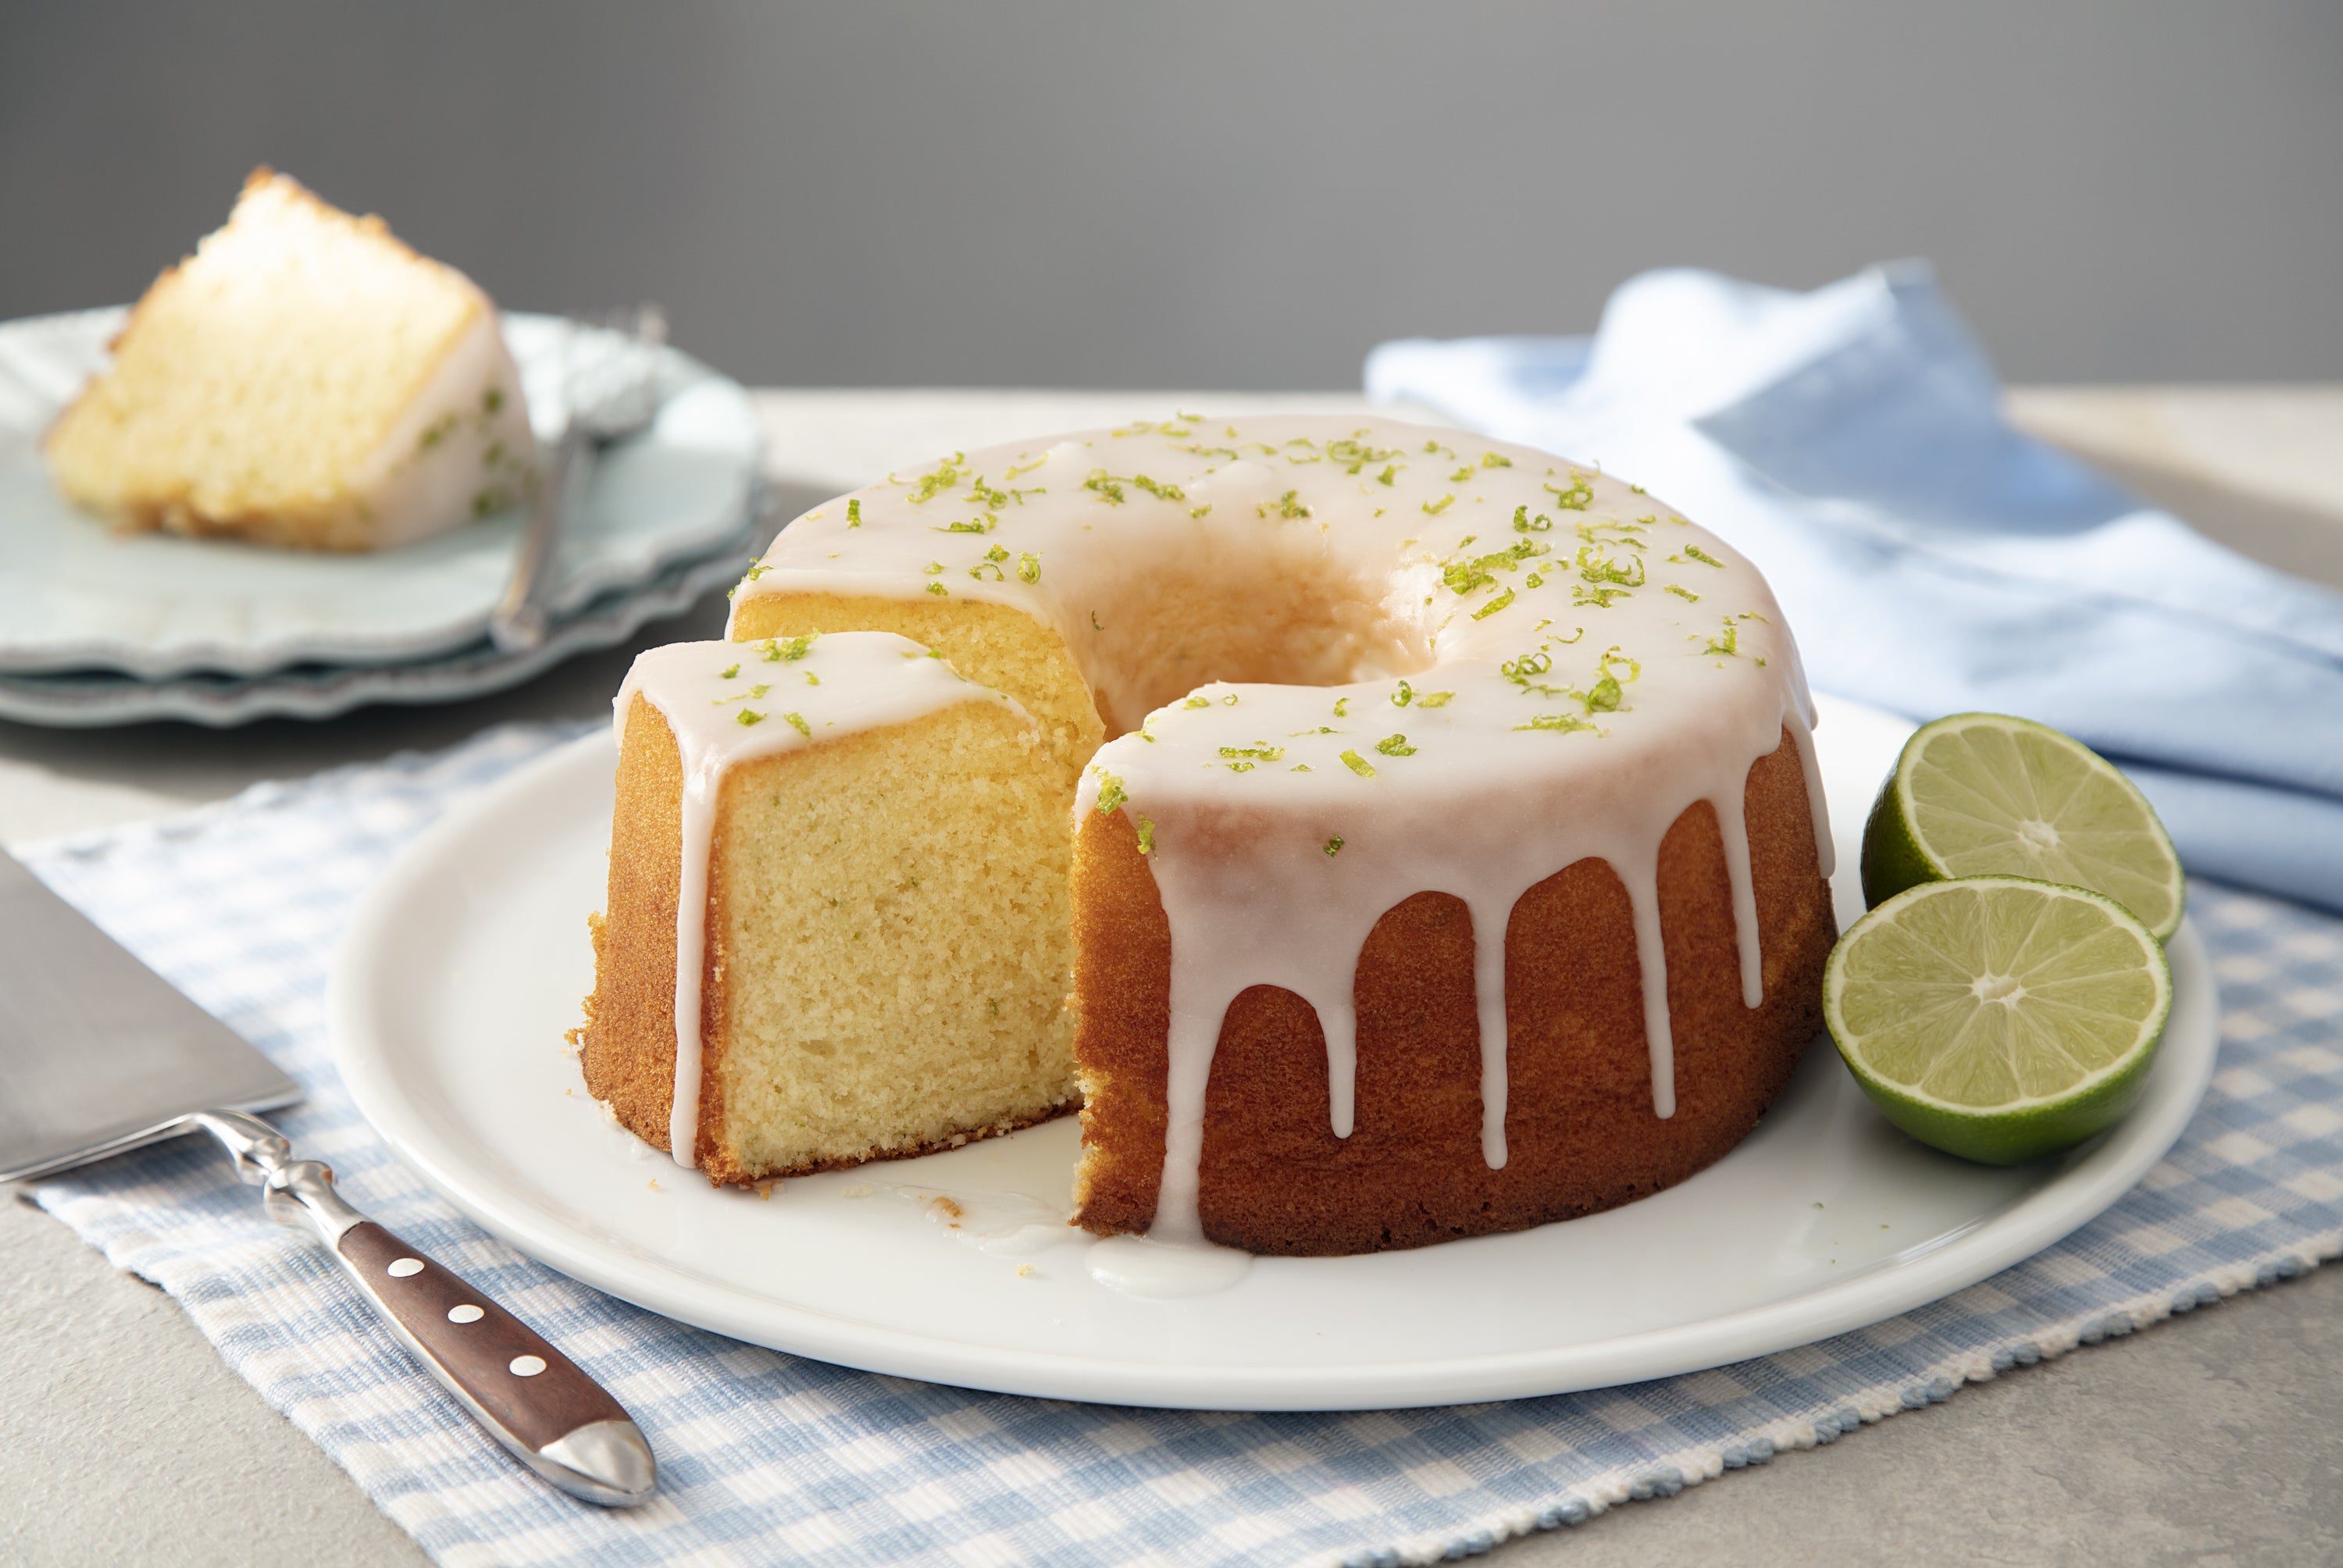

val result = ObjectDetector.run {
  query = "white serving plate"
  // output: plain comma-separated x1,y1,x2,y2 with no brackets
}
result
0,309,762,678
330,694,2218,1410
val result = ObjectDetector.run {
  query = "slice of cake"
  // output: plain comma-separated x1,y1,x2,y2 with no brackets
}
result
576,634,1082,1185
45,168,535,551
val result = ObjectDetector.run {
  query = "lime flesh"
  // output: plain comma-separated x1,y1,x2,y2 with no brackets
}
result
1824,876,2172,1164
1862,712,2184,942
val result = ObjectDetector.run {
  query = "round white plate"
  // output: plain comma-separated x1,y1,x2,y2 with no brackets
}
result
0,309,763,678
331,694,2219,1410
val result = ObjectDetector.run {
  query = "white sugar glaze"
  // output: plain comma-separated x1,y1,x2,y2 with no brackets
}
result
729,415,1826,1243
613,634,1029,1167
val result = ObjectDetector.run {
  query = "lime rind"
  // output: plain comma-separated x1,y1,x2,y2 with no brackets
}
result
1824,875,2172,1165
1861,712,2185,943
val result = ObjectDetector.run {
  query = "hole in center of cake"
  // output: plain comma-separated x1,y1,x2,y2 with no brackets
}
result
1079,551,1436,736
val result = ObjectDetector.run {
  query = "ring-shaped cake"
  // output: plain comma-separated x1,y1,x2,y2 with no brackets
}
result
582,414,1838,1256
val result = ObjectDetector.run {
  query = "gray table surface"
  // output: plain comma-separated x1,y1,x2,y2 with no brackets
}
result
5,387,2341,1567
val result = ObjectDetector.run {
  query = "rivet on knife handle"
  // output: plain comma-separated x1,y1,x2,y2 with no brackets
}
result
194,1110,657,1506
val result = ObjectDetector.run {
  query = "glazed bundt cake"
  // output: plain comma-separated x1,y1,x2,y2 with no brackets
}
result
583,414,1839,1255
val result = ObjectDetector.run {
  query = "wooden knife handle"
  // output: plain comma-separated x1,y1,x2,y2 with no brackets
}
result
336,1221,626,1451
192,1114,657,1506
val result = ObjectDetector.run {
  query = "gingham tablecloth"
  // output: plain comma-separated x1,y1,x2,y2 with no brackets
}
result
21,722,2343,1568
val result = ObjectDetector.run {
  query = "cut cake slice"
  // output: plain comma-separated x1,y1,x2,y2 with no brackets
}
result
45,167,535,551
576,634,1081,1185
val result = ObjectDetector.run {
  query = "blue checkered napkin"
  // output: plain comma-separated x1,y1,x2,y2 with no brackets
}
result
22,726,2343,1568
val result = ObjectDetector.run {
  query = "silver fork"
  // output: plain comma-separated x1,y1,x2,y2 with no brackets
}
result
490,305,669,653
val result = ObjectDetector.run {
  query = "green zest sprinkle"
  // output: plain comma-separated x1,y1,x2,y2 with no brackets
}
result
780,711,810,736
1083,469,1187,505
1665,583,1701,603
1188,504,1213,519
1333,697,1350,717
740,562,771,583
1218,743,1285,762
1480,451,1512,469
1513,505,1552,534
1473,587,1516,620
1339,750,1377,779
1183,696,1210,709
1326,437,1403,475
1422,494,1457,516
1680,544,1726,568
1545,473,1595,510
1516,713,1596,734
939,517,993,534
904,454,967,504
847,499,864,528
1450,466,1474,483
1375,734,1417,757
1392,680,1414,707
805,672,820,685
1416,690,1455,707
1577,545,1646,588
1323,836,1345,857
483,387,505,414
1222,693,1239,706
736,709,767,727
1376,465,1399,486
1225,761,1256,772
762,634,815,662
1135,815,1156,854
925,582,948,596
1093,769,1129,815
1004,455,1047,480
1700,618,1741,657
1017,552,1042,584
719,664,740,679
1257,490,1311,520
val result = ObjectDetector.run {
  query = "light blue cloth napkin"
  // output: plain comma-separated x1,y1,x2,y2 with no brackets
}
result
1367,263,2343,914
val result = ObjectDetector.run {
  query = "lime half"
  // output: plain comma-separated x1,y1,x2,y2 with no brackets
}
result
1824,876,2172,1164
1861,712,2184,941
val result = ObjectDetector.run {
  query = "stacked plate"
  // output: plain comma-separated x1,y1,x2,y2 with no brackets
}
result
0,310,769,726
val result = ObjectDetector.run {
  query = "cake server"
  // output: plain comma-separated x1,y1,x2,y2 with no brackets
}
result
0,848,656,1507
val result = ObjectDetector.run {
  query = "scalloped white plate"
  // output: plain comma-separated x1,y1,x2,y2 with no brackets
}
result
331,694,2218,1410
0,524,754,727
0,309,762,678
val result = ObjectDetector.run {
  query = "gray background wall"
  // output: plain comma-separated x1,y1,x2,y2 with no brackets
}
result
3,1,2337,390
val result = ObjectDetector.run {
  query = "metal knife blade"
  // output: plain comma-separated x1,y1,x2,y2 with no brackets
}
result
0,848,299,1182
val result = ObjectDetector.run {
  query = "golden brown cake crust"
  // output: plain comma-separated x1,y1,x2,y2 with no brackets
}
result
1070,725,1836,1255
577,693,691,1158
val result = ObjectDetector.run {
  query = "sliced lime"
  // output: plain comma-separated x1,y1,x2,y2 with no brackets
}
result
1861,712,2184,942
1824,876,2171,1164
